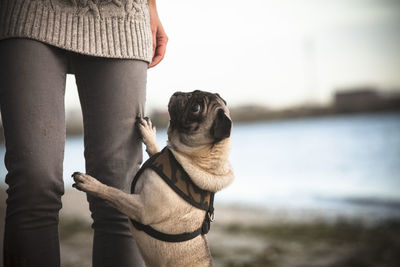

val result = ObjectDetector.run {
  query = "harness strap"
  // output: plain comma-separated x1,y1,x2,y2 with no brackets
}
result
129,147,215,243
130,220,203,243
146,164,209,211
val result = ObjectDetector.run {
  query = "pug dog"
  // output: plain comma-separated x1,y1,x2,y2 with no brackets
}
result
72,90,234,267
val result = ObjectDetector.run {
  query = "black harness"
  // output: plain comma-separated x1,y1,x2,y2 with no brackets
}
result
130,147,215,243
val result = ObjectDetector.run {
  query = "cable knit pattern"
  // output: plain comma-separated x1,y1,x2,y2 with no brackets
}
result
0,0,153,62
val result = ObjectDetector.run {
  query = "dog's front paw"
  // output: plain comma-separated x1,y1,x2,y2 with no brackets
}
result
72,172,105,196
137,117,159,156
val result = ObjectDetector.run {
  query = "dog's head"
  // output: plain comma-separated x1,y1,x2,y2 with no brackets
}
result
167,90,232,149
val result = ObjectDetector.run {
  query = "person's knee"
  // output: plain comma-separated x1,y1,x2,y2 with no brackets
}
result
5,154,64,226
83,123,143,188
88,197,132,236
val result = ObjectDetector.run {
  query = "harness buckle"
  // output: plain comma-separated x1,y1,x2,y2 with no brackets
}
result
208,211,215,222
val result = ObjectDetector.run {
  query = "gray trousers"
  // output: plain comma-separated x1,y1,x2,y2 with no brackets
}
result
0,38,146,267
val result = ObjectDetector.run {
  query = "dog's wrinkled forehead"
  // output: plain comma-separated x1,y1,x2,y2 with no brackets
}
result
170,90,226,106
168,90,227,129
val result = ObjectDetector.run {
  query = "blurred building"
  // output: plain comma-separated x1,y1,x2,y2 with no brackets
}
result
334,87,400,113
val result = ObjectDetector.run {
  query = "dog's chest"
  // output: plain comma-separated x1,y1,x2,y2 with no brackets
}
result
134,168,206,234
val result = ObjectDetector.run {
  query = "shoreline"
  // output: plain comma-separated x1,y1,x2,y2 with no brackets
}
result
56,188,400,226
2,187,400,225
2,110,399,143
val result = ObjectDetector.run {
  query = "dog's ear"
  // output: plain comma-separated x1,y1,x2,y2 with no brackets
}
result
211,109,232,141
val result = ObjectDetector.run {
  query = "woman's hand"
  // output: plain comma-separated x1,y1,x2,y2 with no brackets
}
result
148,0,168,68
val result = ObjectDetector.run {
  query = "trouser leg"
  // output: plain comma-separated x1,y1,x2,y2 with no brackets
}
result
72,54,147,267
0,38,67,267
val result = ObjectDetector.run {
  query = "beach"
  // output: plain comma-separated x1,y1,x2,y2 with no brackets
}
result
0,112,399,266
1,187,399,267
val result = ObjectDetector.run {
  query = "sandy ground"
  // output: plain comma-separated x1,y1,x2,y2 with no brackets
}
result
1,188,400,267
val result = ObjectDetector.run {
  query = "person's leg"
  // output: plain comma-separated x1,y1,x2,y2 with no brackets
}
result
0,38,67,267
71,53,147,267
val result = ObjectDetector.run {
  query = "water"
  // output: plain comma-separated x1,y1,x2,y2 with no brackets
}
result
1,112,400,218
225,112,400,216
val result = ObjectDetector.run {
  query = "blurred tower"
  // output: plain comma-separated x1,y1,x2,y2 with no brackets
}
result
303,36,319,106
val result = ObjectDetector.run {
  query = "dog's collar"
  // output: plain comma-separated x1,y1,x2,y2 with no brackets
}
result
130,147,214,243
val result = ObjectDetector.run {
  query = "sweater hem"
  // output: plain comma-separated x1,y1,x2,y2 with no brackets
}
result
0,36,151,62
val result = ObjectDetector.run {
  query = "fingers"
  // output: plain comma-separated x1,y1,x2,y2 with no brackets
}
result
152,31,157,58
149,42,167,68
149,29,168,68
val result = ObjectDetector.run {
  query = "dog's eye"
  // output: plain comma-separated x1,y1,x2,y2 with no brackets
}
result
191,103,201,113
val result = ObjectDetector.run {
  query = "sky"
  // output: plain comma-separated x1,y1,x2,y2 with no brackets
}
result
65,0,400,112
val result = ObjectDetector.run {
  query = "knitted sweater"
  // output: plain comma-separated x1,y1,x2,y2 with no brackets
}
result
0,0,153,62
